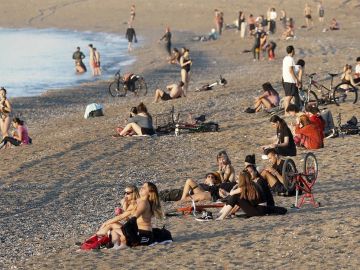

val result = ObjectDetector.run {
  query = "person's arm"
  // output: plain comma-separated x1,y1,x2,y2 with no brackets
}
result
289,65,299,84
3,100,11,113
180,57,191,68
101,209,133,227
81,52,85,59
222,165,233,182
132,199,147,218
13,127,23,141
72,53,76,60
229,187,241,196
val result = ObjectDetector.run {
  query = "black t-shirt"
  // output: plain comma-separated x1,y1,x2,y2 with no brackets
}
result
272,159,285,175
276,126,296,156
254,31,262,47
254,177,275,207
126,28,136,42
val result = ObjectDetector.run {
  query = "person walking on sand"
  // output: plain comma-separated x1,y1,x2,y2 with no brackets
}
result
72,46,86,73
93,48,101,76
88,44,96,76
304,3,314,28
125,23,137,52
0,87,12,138
282,45,300,113
159,27,172,57
180,49,192,95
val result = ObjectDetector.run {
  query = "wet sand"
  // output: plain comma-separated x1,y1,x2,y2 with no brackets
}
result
0,0,360,269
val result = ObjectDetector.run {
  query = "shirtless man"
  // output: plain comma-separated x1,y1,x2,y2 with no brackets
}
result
153,81,185,103
88,44,95,76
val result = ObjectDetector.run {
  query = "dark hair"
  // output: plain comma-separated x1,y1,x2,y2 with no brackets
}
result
286,45,294,54
285,104,300,113
305,104,320,114
0,87,7,95
130,106,138,114
264,148,277,156
179,81,185,87
270,115,289,132
76,46,80,50
137,102,151,119
173,48,179,53
13,117,24,125
217,150,231,165
357,57,360,62
262,82,278,96
296,59,305,67
88,44,93,48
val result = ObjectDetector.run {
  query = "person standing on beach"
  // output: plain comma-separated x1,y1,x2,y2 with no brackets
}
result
214,9,223,35
304,3,314,28
180,49,192,95
88,44,95,76
130,4,136,23
318,1,325,23
0,87,12,138
159,27,172,57
282,45,300,113
125,23,137,52
72,46,86,73
238,11,246,38
93,48,101,76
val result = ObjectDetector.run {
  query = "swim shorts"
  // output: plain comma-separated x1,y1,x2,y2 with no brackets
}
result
283,82,297,96
161,92,172,101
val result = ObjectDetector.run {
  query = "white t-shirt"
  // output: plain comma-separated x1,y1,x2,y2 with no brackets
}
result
282,55,296,83
270,11,277,20
355,64,360,75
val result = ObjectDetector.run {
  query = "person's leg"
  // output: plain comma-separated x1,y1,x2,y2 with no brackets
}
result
259,97,273,110
180,179,199,200
216,204,233,220
260,170,278,187
293,88,301,110
283,96,293,113
181,69,188,95
238,199,266,217
120,122,142,136
153,89,164,103
2,116,11,137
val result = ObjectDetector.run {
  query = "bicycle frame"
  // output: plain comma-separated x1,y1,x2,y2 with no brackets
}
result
292,173,320,208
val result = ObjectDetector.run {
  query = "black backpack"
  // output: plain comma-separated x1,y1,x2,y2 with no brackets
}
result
159,188,183,202
153,226,173,244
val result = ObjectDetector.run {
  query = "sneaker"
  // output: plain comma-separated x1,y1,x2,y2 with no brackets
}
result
195,211,213,221
325,129,338,139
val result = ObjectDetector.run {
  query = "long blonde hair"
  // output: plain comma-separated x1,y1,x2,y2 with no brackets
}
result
146,182,163,219
239,171,260,201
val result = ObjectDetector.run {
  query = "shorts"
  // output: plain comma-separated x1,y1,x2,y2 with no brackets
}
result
161,92,172,101
141,127,155,136
249,24,255,31
138,229,154,246
305,14,312,19
283,82,297,96
319,10,324,17
271,181,287,194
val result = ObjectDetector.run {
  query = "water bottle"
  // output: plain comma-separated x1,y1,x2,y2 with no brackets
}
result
175,124,180,136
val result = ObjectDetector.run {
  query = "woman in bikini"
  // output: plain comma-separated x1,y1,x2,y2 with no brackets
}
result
253,82,280,112
180,49,192,95
0,87,12,138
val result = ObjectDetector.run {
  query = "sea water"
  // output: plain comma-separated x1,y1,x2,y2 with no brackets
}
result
0,28,134,97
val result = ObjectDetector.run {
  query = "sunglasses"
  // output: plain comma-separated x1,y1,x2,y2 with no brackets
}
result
124,191,133,195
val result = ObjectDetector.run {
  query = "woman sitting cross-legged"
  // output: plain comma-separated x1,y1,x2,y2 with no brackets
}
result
96,185,140,241
117,102,155,136
216,170,287,220
294,114,323,149
0,117,31,150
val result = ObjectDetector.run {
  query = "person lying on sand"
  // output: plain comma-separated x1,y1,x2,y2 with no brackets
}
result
113,182,163,249
153,81,185,103
114,102,155,137
96,185,140,243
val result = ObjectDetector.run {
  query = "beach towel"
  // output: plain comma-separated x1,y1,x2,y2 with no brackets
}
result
84,103,104,119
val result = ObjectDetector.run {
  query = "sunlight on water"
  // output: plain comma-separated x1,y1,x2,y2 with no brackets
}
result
0,28,134,97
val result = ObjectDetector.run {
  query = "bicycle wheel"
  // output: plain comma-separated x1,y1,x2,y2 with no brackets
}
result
333,82,358,106
282,158,297,194
303,90,319,107
134,77,148,96
109,80,126,97
303,152,318,184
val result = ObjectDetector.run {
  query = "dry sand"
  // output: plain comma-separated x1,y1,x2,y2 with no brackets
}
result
0,0,360,269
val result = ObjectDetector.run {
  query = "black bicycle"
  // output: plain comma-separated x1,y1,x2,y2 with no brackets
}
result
108,70,147,97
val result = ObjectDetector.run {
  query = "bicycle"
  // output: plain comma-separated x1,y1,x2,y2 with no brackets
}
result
108,70,148,97
282,152,320,208
301,73,358,107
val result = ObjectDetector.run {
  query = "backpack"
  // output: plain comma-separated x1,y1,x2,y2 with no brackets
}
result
84,103,104,119
80,235,111,250
159,188,183,202
152,226,173,244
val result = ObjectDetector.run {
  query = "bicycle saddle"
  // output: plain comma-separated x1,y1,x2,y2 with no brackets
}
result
328,73,339,77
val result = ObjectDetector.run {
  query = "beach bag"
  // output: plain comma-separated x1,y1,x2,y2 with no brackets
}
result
84,103,104,119
153,226,173,244
159,188,183,202
80,235,111,250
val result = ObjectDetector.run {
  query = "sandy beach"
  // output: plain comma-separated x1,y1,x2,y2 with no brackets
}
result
0,0,360,269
